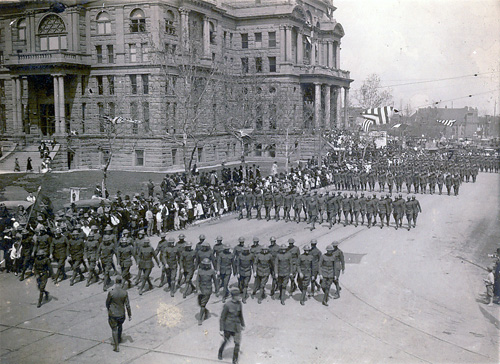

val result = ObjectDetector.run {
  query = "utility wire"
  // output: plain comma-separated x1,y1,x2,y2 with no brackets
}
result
377,71,499,89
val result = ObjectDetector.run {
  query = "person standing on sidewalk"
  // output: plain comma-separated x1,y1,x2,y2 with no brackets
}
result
218,288,245,364
106,276,132,353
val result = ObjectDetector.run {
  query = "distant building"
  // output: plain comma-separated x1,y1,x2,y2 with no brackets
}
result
0,0,352,171
409,106,479,140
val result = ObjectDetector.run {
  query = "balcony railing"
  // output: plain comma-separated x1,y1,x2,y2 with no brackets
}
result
6,51,92,67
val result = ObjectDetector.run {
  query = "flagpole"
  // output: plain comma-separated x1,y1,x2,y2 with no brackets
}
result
26,185,42,229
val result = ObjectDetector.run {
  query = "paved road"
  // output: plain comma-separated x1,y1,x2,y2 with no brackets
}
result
1,173,499,364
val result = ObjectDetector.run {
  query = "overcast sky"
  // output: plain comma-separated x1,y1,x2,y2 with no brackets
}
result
334,0,500,115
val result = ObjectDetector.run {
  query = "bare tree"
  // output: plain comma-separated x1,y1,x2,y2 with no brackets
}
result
354,74,393,109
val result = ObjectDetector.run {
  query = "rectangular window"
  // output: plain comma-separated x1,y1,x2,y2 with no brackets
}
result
256,105,263,130
197,147,203,163
142,74,149,94
96,45,103,63
268,56,276,72
131,19,146,33
269,144,276,158
129,44,137,62
241,33,248,49
81,103,86,134
255,143,262,156
268,32,276,47
171,148,177,165
81,75,87,95
241,57,248,74
98,102,104,132
108,102,115,118
107,75,114,95
143,102,150,131
140,42,148,62
130,75,137,95
40,37,47,51
269,104,277,129
255,57,263,73
107,45,114,63
135,150,144,166
131,102,138,134
96,76,103,95
255,32,262,48
0,80,4,97
0,51,4,64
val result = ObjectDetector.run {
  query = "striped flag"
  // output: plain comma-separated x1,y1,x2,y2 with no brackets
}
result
361,106,398,132
436,119,456,127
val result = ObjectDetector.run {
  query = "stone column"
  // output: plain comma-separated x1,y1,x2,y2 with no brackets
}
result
16,78,22,133
285,26,292,63
314,83,321,129
11,77,18,133
53,75,60,134
324,85,331,129
27,11,36,52
343,87,349,129
317,41,322,65
327,41,332,68
59,75,66,134
280,26,286,63
297,30,303,64
203,16,210,58
334,86,341,128
180,8,190,53
311,41,316,65
70,9,80,52
336,41,340,69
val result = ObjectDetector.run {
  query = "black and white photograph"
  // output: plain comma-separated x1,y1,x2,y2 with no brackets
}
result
0,0,499,363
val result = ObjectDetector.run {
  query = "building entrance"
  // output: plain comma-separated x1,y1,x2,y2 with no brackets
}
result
40,104,55,136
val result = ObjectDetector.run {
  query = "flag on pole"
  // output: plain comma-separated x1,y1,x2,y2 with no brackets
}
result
436,119,456,127
361,106,398,132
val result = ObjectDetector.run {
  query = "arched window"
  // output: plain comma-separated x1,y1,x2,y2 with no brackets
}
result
38,15,67,51
130,8,146,33
18,19,27,41
165,10,176,35
96,12,111,34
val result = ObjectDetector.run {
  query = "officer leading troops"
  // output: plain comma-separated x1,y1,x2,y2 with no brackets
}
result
218,288,245,364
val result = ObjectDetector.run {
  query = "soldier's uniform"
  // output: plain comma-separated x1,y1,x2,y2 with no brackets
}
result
326,192,336,229
197,258,217,325
180,243,197,298
33,251,51,308
445,174,453,195
137,239,159,295
287,239,300,292
292,193,304,223
68,230,85,286
409,195,422,228
216,245,233,301
341,193,352,226
263,190,274,221
437,172,444,195
85,232,100,286
392,195,405,230
297,246,313,305
452,174,461,196
254,188,263,220
196,241,215,269
274,190,284,221
268,237,280,295
283,191,293,222
162,238,179,296
275,245,292,305
307,194,319,230
384,194,393,227
218,289,245,364
351,194,361,227
404,196,412,230
235,246,253,303
253,247,273,303
245,189,254,219
376,195,387,228
51,230,68,283
117,239,136,289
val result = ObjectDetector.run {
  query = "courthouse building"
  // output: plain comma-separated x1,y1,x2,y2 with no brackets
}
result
0,0,352,170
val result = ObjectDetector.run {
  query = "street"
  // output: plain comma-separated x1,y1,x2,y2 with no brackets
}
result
1,173,499,364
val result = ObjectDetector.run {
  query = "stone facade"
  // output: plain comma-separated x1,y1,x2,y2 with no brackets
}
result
0,0,352,171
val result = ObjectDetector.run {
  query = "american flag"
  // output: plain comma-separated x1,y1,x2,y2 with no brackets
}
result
361,106,398,132
436,119,456,127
